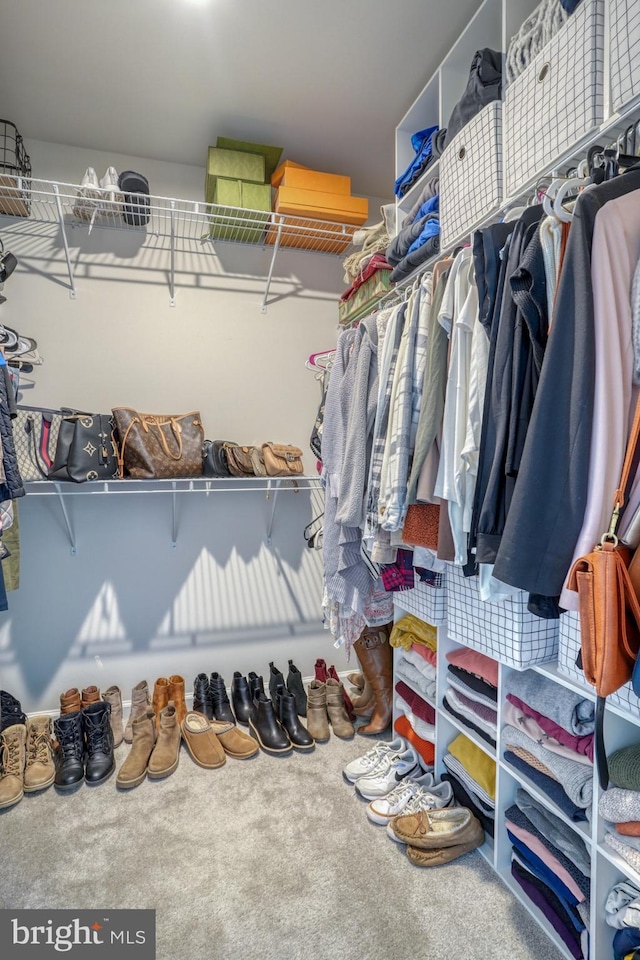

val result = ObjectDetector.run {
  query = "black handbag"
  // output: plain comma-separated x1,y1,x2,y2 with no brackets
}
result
202,440,236,478
49,413,119,482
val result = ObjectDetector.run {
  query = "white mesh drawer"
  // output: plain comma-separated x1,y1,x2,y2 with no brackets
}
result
611,0,640,113
440,102,502,250
504,0,604,198
395,571,447,626
446,563,558,669
558,610,640,717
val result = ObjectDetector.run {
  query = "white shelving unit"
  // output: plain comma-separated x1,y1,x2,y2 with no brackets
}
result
0,177,358,310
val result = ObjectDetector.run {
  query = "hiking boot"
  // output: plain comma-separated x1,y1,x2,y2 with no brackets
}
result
0,723,26,808
24,716,55,793
83,701,115,785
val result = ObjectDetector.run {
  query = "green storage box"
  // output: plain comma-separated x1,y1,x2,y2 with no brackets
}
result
216,137,283,182
208,177,272,244
205,148,266,204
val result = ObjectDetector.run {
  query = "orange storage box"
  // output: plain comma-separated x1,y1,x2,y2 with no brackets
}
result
265,218,356,255
271,162,351,195
273,186,368,225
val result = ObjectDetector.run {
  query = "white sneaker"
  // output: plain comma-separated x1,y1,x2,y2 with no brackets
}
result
99,167,123,215
73,167,101,220
366,771,435,825
354,746,421,800
342,736,405,784
386,781,455,842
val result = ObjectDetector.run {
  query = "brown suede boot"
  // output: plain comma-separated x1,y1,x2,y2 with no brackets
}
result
354,624,393,736
350,643,374,716
104,686,124,747
124,680,150,743
152,677,170,733
60,688,81,714
325,678,355,739
306,681,330,742
0,723,26,809
117,708,156,789
167,674,187,727
148,703,180,779
81,685,101,709
24,716,55,793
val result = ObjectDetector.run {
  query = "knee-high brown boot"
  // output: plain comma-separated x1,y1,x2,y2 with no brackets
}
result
353,624,393,736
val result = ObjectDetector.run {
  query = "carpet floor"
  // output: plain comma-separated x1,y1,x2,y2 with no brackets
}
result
0,731,564,960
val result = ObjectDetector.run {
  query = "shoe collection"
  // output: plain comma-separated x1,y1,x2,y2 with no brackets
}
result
343,737,485,866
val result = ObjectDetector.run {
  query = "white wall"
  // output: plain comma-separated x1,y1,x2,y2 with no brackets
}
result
0,140,362,712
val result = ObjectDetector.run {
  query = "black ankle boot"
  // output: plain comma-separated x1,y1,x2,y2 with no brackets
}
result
248,672,266,704
0,690,27,733
83,701,115,785
53,711,84,790
231,672,253,725
209,673,235,724
277,690,314,751
286,660,308,717
249,695,291,755
268,661,285,704
193,673,213,720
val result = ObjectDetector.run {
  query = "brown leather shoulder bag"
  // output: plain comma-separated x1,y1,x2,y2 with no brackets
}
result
568,394,640,786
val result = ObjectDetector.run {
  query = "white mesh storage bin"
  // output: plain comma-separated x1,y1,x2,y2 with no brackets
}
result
558,611,640,716
440,102,502,250
611,0,640,113
446,563,558,668
504,0,604,198
394,570,447,626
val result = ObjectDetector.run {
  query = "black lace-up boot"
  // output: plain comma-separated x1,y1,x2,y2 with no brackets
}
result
53,711,85,790
82,701,115,785
0,690,27,733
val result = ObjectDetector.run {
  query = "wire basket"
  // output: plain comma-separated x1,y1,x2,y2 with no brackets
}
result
0,120,32,218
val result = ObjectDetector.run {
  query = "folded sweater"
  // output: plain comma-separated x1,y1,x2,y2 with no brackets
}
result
600,788,640,824
502,724,593,808
395,658,437,702
606,831,640,874
503,670,594,736
511,859,584,960
442,753,495,812
446,684,497,727
400,645,437,681
447,665,497,703
390,614,437,651
393,715,434,768
410,642,437,668
394,695,436,742
503,701,592,767
506,819,585,903
504,751,588,823
446,647,499,687
507,802,590,897
506,693,594,762
441,771,495,838
442,697,496,748
515,788,591,876
606,879,640,929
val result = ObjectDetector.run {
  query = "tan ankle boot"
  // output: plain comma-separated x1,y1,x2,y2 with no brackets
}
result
117,708,156,789
60,688,81,714
24,716,55,793
325,678,355,739
152,678,170,733
306,681,330,742
168,675,187,727
124,680,150,743
0,724,26,809
81,685,101,709
148,703,180,779
104,686,124,747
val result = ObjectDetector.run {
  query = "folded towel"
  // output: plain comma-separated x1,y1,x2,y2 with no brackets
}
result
446,647,499,687
503,670,594,736
600,787,640,824
502,724,593,808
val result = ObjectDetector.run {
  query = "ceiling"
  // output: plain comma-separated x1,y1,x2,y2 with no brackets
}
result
1,0,481,198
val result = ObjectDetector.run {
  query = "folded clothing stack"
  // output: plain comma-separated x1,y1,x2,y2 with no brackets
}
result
386,178,441,283
442,648,498,748
502,670,594,823
394,644,437,743
507,788,590,960
389,614,437,653
606,879,640,960
599,745,640,876
442,733,496,838
394,128,446,199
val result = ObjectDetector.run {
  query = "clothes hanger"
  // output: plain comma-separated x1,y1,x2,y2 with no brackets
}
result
552,160,593,223
306,349,335,372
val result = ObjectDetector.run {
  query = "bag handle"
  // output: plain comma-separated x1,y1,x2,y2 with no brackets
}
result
144,417,183,462
609,394,640,539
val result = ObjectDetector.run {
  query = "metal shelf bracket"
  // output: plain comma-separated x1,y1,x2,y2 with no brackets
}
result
52,183,77,300
54,482,77,555
171,481,178,547
261,217,284,314
169,201,176,307
266,479,280,544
